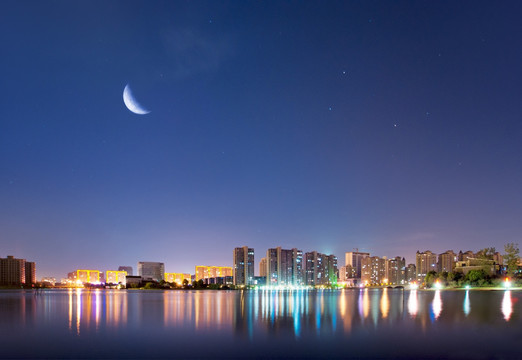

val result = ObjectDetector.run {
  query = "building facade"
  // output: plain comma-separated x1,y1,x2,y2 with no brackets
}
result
138,262,165,282
74,269,100,284
438,250,457,273
304,251,338,286
0,255,35,286
233,246,255,286
118,266,133,276
265,247,304,286
406,264,416,283
416,251,438,283
195,266,233,281
361,256,386,285
259,257,267,277
385,256,405,285
165,273,191,285
345,251,370,279
106,270,127,285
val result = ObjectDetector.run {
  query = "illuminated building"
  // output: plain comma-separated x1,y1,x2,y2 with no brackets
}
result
438,250,457,273
0,255,35,286
233,246,255,286
345,251,370,279
75,269,100,284
118,266,133,276
164,273,191,285
195,266,232,281
305,251,338,286
416,250,438,283
259,257,267,277
41,277,56,286
339,265,354,281
106,270,127,285
385,256,405,284
265,247,304,286
361,256,386,285
138,262,165,282
455,258,499,276
406,264,416,283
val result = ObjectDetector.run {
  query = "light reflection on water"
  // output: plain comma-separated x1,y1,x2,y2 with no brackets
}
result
432,290,442,319
502,290,512,321
463,290,471,316
408,289,418,317
1,289,521,358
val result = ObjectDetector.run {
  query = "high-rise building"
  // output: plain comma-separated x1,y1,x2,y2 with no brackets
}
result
233,246,254,286
0,255,27,286
195,266,233,281
385,256,405,284
25,261,36,285
438,250,457,273
305,251,338,286
458,250,475,261
138,262,165,282
345,251,370,279
259,258,267,277
361,256,386,285
265,247,303,286
416,251,438,283
406,264,416,283
106,270,127,285
118,266,133,276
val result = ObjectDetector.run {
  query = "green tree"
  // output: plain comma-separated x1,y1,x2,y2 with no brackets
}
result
504,242,520,276
425,271,438,287
182,279,189,288
466,269,487,285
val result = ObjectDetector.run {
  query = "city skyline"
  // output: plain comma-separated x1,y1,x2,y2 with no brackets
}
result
1,242,509,281
2,2,522,279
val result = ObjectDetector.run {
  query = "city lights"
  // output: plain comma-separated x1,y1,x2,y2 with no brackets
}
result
504,278,511,289
434,280,442,290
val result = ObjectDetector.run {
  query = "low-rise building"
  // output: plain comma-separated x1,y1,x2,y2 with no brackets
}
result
454,258,499,276
106,270,127,285
165,273,191,285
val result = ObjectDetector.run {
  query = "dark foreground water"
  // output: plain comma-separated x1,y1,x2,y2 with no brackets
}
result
0,288,521,359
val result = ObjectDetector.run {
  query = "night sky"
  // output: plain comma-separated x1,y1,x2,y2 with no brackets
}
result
1,1,521,278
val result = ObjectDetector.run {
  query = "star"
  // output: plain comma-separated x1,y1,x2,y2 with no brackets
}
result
342,70,347,75
393,124,398,128
328,106,333,111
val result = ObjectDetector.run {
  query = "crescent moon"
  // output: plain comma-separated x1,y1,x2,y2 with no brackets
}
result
123,84,150,115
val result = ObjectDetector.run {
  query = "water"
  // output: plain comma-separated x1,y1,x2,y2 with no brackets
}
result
1,288,521,359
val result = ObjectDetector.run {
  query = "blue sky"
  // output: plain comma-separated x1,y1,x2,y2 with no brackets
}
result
1,1,521,278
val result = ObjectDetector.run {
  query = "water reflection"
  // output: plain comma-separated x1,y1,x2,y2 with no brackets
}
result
502,290,512,321
2,288,520,344
380,288,390,319
463,290,470,316
432,290,442,319
1,289,521,359
408,290,418,317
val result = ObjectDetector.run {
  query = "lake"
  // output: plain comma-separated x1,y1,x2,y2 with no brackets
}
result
0,288,520,359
